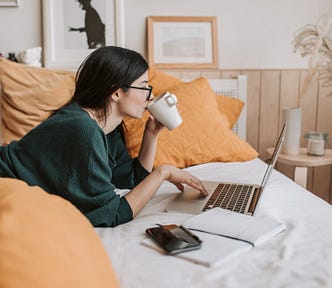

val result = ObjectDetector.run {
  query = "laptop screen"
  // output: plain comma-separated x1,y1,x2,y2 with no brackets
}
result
260,123,287,188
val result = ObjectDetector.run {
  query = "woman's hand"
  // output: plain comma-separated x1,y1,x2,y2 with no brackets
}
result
157,165,208,197
138,115,164,172
125,164,208,218
144,114,164,137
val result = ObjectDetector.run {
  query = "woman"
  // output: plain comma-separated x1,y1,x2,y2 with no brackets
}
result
0,46,207,227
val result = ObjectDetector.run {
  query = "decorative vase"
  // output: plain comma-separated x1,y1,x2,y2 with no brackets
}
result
282,107,302,155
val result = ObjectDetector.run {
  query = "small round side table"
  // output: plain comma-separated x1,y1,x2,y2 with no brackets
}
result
266,147,332,189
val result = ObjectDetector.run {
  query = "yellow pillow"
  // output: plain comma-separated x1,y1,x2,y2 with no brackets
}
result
0,58,75,145
0,178,119,288
124,77,258,168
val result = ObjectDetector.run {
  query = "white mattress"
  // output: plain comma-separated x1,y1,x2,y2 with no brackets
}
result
95,159,332,288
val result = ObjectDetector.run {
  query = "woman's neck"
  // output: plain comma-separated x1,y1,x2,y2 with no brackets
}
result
83,108,123,134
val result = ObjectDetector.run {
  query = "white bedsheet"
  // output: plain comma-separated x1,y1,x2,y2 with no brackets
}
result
95,159,332,288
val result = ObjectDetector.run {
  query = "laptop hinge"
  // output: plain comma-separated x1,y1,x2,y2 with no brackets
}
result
248,187,262,215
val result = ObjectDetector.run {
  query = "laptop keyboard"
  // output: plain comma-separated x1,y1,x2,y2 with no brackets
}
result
202,183,255,213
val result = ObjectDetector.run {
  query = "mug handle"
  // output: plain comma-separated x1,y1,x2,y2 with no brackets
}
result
165,94,178,106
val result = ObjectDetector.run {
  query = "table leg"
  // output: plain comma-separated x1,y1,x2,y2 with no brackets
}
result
294,167,308,188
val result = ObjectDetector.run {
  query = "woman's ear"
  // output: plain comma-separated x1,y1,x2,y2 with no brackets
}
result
110,88,123,103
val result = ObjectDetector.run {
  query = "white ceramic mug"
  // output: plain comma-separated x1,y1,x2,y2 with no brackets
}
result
147,92,183,130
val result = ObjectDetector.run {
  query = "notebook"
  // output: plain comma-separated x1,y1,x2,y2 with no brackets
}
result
166,123,286,215
142,208,286,267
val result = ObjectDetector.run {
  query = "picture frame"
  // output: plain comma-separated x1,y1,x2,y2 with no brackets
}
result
42,0,124,70
0,0,19,7
147,16,218,69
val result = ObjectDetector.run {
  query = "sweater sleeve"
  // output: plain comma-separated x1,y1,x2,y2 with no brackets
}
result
107,128,150,189
85,194,133,227
82,127,135,227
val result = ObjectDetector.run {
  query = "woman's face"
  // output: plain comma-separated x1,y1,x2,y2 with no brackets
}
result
118,71,152,119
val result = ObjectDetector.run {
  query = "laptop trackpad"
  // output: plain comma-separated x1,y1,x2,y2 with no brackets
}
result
166,182,218,214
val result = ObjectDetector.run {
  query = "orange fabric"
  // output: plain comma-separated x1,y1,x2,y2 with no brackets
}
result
0,58,75,144
215,95,244,128
124,77,258,168
148,67,184,96
0,61,243,145
149,68,244,128
0,178,119,288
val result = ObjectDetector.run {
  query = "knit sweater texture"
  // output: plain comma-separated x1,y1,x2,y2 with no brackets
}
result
0,103,149,227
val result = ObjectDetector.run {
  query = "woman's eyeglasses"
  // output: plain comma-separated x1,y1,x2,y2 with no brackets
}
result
125,85,153,101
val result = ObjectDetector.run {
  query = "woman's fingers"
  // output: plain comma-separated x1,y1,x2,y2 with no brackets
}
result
168,171,208,197
187,177,208,196
145,115,164,135
159,165,208,196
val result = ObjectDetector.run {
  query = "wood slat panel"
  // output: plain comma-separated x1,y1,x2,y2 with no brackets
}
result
299,71,319,191
276,162,294,181
312,166,331,202
300,70,319,147
279,70,300,130
313,79,332,202
278,70,300,177
259,71,280,158
306,167,314,192
243,70,260,151
316,79,332,148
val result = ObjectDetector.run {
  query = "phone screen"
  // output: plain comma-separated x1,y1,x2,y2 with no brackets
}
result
146,224,201,255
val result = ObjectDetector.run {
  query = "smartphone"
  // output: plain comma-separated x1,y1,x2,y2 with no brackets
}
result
145,224,202,255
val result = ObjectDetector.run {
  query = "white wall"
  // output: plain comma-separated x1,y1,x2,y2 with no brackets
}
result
0,0,41,57
0,0,331,68
123,0,332,68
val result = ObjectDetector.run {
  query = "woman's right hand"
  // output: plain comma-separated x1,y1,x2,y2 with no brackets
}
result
126,164,208,218
156,165,208,197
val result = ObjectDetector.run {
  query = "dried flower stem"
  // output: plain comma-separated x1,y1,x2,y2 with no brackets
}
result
293,15,332,107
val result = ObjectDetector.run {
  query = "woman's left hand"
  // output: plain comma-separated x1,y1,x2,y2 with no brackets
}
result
144,115,164,137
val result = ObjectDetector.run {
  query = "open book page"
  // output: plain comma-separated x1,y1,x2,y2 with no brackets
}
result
183,208,286,246
141,230,250,267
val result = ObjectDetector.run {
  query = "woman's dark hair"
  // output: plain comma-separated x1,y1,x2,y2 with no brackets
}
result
68,46,149,122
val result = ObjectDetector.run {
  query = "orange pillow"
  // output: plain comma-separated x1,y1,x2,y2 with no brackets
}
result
0,178,119,288
148,68,243,128
148,67,184,96
0,58,75,144
215,95,244,129
124,77,257,168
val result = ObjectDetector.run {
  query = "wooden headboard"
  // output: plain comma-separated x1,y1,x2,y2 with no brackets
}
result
182,75,247,140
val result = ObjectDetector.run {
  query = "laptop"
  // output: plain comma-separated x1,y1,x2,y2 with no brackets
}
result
166,123,287,216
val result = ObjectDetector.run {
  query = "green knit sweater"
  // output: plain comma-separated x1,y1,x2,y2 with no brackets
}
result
0,103,149,227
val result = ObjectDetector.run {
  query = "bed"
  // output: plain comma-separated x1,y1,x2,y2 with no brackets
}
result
97,160,332,288
0,58,332,288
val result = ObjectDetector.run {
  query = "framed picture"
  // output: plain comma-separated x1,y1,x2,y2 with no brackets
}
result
0,0,19,7
147,16,218,69
42,0,124,70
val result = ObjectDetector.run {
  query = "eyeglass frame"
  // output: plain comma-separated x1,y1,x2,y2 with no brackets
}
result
124,85,153,101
